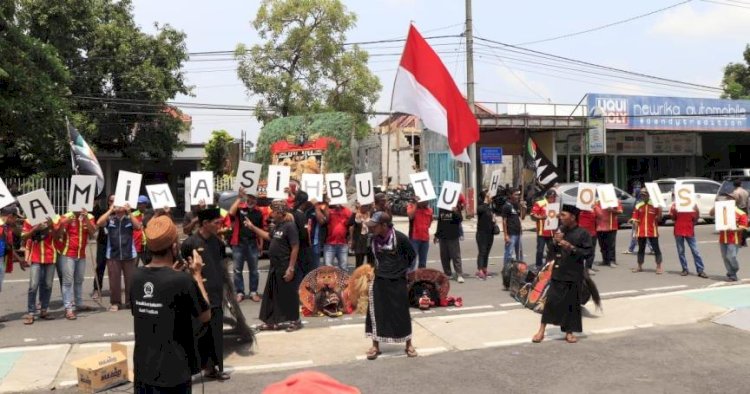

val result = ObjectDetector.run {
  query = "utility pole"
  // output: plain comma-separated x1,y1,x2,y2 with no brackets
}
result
465,0,478,215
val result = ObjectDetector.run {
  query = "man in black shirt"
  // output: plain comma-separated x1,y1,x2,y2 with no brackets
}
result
434,206,464,283
228,188,264,303
181,208,230,381
92,196,111,299
131,216,210,393
292,191,313,288
501,189,526,266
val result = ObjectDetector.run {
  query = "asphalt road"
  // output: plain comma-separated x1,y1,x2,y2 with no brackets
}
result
0,222,740,348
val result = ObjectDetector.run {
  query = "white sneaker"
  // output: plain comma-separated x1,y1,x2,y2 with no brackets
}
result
457,275,465,283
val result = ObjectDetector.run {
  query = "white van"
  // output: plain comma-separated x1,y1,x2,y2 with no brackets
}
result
655,177,721,224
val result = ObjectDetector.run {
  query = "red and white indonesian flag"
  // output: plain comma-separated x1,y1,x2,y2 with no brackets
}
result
391,25,480,163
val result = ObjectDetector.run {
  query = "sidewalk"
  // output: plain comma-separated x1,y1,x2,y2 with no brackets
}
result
2,283,749,393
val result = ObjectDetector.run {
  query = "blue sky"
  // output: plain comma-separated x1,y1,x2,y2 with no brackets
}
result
131,0,750,143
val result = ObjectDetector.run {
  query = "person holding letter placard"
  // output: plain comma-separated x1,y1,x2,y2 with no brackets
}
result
348,202,373,268
407,198,433,270
228,187,264,303
320,203,352,271
629,189,663,274
711,194,748,282
58,209,97,320
669,194,707,278
531,190,558,268
1,207,27,295
501,189,526,268
475,191,496,280
97,200,141,311
435,206,464,283
594,198,622,268
22,215,63,324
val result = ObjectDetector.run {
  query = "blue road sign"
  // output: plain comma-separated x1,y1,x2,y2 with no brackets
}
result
480,147,503,164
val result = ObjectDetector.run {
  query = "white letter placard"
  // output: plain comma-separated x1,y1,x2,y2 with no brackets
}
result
715,200,737,231
354,172,374,205
300,173,324,202
190,171,214,204
0,177,15,210
644,182,666,208
267,165,290,200
114,171,142,208
233,161,262,195
184,177,191,212
68,175,97,212
437,181,462,210
576,183,596,212
146,184,177,209
544,202,560,231
409,172,436,202
597,184,618,209
18,189,56,226
675,184,697,213
488,170,502,197
325,173,348,205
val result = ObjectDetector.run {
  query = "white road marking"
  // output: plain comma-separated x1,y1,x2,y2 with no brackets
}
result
600,290,640,297
23,338,37,343
499,302,520,307
591,326,639,334
643,285,689,292
410,310,435,315
446,305,493,312
354,346,449,360
229,360,314,372
483,338,531,347
0,344,66,353
330,324,362,330
630,284,750,299
80,341,134,349
57,380,78,388
437,311,507,320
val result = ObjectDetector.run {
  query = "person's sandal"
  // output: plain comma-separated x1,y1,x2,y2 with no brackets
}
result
257,323,278,331
39,310,54,320
631,265,643,273
204,369,231,381
285,321,302,332
655,266,664,275
109,304,119,312
531,333,544,343
366,347,381,360
405,346,418,358
698,272,709,279
23,314,34,325
680,270,689,276
565,333,578,343
65,310,77,320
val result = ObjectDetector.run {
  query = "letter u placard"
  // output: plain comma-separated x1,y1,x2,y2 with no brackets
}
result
437,181,462,210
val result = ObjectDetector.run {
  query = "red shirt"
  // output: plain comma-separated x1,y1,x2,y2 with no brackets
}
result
578,210,596,236
407,203,433,241
531,198,556,237
132,210,145,253
61,212,95,258
326,206,352,245
594,202,622,232
22,218,60,264
669,204,697,238
631,202,660,238
719,208,748,245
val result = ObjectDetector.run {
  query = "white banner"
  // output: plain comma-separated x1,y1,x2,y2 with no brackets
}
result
409,172,436,202
715,200,737,231
544,202,560,231
354,172,374,205
437,181,462,210
325,173,348,205
146,184,177,209
576,183,596,212
300,173,324,202
113,171,142,208
675,183,697,213
184,177,191,212
190,171,214,204
68,175,97,212
596,184,619,209
0,177,15,210
17,189,56,226
233,161,262,195
488,170,502,197
267,165,291,200
644,182,666,208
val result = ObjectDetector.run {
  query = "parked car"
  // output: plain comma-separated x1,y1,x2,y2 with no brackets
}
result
708,168,750,182
555,183,636,228
654,177,721,224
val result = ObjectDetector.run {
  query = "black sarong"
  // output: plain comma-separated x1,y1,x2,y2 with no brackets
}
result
259,265,300,325
198,306,224,370
541,279,582,333
365,276,412,343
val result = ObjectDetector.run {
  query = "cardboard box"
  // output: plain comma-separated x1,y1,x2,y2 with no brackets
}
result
70,344,130,393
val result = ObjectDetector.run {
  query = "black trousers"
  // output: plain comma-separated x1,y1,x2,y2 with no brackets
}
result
476,232,494,270
535,236,554,268
597,231,618,265
93,242,107,291
585,234,598,269
198,307,224,371
637,237,662,265
355,252,374,267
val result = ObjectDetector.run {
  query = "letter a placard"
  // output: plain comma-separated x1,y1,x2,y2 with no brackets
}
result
68,175,97,212
0,177,15,210
545,202,560,231
576,183,596,211
190,171,214,204
17,189,56,226
354,172,374,205
675,184,697,213
437,181,462,210
146,184,177,209
233,161,262,195
409,172,436,202
114,171,142,208
715,200,737,231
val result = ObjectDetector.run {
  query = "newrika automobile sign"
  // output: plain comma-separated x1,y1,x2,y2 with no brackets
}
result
587,93,750,131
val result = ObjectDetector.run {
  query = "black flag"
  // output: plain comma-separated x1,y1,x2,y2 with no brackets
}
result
68,122,105,196
525,137,559,190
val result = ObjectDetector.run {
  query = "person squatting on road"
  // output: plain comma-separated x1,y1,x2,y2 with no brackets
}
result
97,200,141,312
711,193,748,282
475,190,495,280
532,204,592,344
130,215,211,393
364,211,418,360
245,201,302,332
531,189,558,268
435,205,464,283
669,197,707,278
630,189,663,274
181,208,231,381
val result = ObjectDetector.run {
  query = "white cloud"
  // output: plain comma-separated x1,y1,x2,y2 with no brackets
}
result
651,3,750,39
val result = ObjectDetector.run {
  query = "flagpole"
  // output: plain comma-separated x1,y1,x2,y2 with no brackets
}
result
465,0,478,216
65,117,78,175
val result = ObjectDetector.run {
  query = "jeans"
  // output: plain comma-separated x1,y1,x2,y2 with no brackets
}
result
28,263,56,314
535,236,553,268
311,243,321,269
324,244,349,271
720,243,740,279
476,232,494,270
637,238,662,265
0,259,5,292
504,234,522,266
60,256,86,310
410,240,430,270
232,243,259,295
675,236,705,273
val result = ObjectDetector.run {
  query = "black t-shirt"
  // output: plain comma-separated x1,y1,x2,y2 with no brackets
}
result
268,221,299,269
435,209,462,240
476,204,495,235
373,231,415,278
235,206,263,242
501,202,522,235
293,209,310,248
130,267,208,387
181,234,225,308
93,204,108,244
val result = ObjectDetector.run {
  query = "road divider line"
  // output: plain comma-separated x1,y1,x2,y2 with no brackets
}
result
330,324,362,330
600,290,639,297
499,302,520,307
436,311,507,320
230,360,314,372
0,344,66,353
447,305,493,312
643,285,688,292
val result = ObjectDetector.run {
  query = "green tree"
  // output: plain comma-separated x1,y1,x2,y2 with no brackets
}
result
0,2,71,177
235,0,381,134
19,0,191,164
722,45,750,99
202,130,235,176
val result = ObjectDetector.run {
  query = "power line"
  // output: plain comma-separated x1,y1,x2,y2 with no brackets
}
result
701,0,750,9
516,0,693,46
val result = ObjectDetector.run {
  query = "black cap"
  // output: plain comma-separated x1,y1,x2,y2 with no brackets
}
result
197,208,221,222
561,204,580,218
545,189,557,197
366,211,392,227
